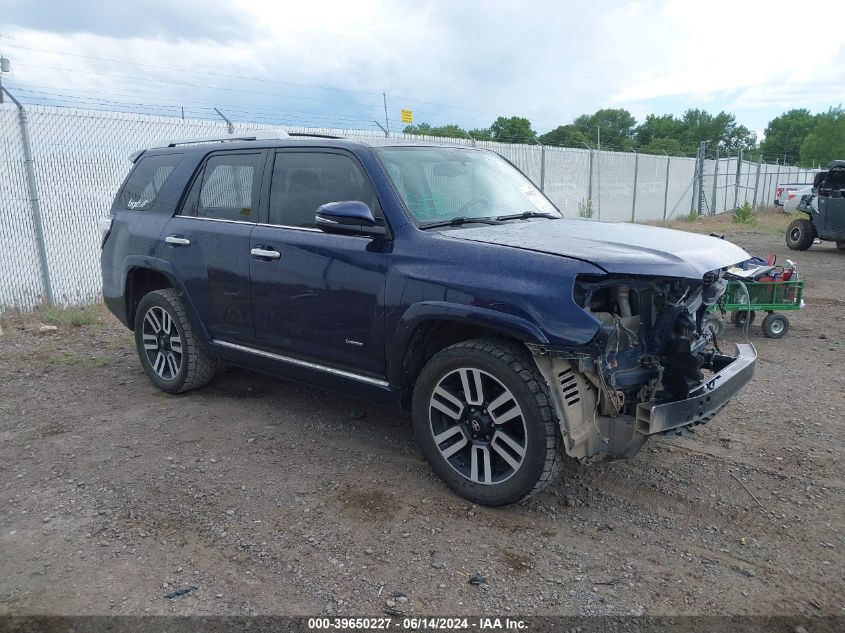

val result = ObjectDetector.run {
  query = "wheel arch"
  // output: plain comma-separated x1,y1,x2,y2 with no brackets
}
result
392,302,549,410
123,263,208,341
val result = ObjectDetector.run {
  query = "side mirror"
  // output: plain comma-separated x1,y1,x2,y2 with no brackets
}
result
315,201,386,236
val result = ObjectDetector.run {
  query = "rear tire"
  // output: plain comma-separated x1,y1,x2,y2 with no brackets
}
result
411,339,563,506
134,288,217,393
786,219,814,250
761,313,789,339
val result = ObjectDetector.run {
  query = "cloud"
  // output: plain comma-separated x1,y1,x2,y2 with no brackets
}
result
0,0,250,41
1,0,844,134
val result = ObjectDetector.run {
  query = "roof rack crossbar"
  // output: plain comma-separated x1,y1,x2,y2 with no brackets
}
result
154,130,291,149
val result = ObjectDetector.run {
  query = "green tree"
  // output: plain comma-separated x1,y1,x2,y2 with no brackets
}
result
403,122,470,139
489,116,536,143
759,109,818,163
468,127,492,141
799,107,845,167
572,108,637,150
538,124,589,147
639,137,684,155
676,109,756,155
634,114,682,148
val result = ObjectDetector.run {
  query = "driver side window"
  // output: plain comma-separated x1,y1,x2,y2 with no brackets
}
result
268,152,381,228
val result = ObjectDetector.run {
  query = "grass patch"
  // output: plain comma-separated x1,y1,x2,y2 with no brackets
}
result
41,304,103,327
0,302,109,335
90,356,108,368
51,353,79,366
650,206,802,236
733,202,756,225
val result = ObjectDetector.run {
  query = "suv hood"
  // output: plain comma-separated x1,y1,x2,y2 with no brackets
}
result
448,218,749,278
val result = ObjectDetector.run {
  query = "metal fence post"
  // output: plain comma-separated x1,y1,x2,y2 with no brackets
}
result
2,87,54,304
631,151,639,222
539,142,546,192
213,107,234,134
587,148,594,203
662,154,670,222
710,146,719,214
752,153,763,208
733,149,742,209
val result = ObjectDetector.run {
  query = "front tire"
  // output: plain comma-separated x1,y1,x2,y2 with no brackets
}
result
786,219,814,250
134,288,217,393
411,339,563,506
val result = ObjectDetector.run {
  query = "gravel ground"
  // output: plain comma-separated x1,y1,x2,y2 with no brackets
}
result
1,228,843,619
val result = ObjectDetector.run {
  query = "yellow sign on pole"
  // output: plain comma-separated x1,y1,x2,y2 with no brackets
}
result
401,109,413,124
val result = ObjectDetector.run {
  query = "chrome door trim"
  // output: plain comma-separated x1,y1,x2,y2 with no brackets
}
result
212,339,390,388
250,247,281,259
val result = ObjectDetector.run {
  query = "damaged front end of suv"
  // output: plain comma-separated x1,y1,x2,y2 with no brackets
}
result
530,271,756,461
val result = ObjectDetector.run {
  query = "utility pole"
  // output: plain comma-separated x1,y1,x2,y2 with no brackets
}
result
382,93,390,137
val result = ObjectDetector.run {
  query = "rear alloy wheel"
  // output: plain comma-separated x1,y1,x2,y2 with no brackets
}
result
786,219,814,251
134,288,217,393
761,313,789,339
412,339,563,506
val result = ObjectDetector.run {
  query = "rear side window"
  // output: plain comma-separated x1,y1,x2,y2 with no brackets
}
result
119,154,183,211
181,153,263,222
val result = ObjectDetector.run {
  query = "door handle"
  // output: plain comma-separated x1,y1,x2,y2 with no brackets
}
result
165,235,191,246
251,247,281,260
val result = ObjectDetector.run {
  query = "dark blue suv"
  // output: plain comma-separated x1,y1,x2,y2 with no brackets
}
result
101,132,756,505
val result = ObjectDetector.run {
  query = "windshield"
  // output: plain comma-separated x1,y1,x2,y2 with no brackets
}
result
375,147,561,225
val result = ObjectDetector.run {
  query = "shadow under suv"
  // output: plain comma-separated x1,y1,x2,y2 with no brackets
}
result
101,132,756,505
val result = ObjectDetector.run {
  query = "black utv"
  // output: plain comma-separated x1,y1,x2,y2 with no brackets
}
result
787,160,845,251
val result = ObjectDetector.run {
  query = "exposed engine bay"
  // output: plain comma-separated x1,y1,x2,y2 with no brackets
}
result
529,270,754,461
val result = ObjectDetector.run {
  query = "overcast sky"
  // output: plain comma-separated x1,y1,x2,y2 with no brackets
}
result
1,0,844,141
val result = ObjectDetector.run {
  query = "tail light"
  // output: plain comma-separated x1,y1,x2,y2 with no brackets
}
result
98,216,114,247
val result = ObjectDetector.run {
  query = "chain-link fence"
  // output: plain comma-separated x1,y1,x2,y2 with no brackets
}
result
0,102,818,312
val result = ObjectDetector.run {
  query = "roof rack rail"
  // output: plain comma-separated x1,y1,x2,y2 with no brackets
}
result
287,132,345,139
157,130,291,149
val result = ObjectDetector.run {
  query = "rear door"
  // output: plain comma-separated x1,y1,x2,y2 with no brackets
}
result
249,149,388,377
158,150,266,344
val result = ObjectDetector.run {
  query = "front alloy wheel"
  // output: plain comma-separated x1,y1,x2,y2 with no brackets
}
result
429,367,527,485
412,339,564,506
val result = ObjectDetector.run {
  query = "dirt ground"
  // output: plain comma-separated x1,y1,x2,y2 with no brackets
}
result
1,223,843,619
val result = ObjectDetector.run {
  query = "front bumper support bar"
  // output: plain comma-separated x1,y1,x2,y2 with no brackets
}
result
636,343,756,435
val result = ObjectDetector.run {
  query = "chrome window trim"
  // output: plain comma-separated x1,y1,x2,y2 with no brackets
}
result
212,339,390,387
174,215,322,232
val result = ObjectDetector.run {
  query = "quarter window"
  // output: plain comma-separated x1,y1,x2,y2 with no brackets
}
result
268,152,380,228
119,154,183,211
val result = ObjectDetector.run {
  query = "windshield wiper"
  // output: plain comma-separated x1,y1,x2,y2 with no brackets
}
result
495,211,560,222
418,216,500,230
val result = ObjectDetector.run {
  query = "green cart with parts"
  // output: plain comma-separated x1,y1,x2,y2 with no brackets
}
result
705,279,805,339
